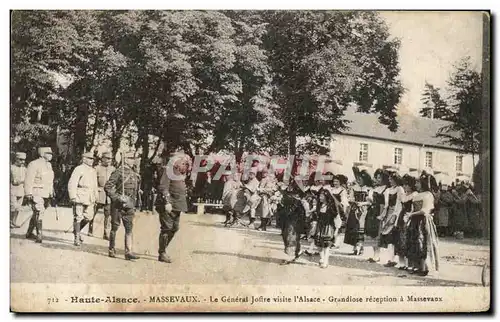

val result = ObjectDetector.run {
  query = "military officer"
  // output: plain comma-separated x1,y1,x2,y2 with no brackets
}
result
24,147,55,243
255,168,277,231
68,152,99,246
92,151,115,239
155,153,189,263
245,167,261,229
104,151,141,260
10,152,27,228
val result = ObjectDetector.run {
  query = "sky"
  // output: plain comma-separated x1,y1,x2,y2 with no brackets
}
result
379,11,484,116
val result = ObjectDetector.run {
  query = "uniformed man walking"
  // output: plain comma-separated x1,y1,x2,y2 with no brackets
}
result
10,152,27,228
156,153,189,263
68,152,98,246
24,147,55,243
92,151,115,239
245,167,261,229
255,168,277,231
104,151,141,260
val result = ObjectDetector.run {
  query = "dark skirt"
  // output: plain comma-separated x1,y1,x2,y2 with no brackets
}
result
394,210,407,257
406,215,427,263
315,213,336,248
365,205,382,238
343,205,366,246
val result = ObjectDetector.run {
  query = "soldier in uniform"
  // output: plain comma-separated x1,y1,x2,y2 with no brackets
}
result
104,151,141,260
68,152,98,246
11,152,27,228
244,167,261,229
24,147,55,243
156,153,189,263
255,168,277,231
92,151,116,239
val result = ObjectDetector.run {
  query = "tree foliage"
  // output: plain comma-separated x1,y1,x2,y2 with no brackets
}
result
437,57,483,156
11,10,404,168
262,11,404,154
419,81,449,119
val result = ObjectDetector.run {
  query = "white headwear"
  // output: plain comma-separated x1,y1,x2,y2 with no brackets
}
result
38,147,52,156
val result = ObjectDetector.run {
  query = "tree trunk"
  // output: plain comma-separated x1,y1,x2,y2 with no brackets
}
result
87,114,99,152
110,128,121,163
73,103,89,162
139,129,149,179
288,128,297,156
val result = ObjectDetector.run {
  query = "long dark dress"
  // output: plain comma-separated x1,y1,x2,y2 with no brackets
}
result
365,187,386,238
406,192,440,271
394,192,416,257
315,202,338,248
344,187,370,247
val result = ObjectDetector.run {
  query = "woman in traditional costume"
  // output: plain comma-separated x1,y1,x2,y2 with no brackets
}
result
394,174,418,270
315,189,340,268
404,172,440,276
328,174,349,248
379,172,405,267
343,166,373,255
366,169,389,263
304,172,321,256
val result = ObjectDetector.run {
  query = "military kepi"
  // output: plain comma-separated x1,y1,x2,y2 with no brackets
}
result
82,152,94,159
38,147,52,156
15,152,26,160
101,151,112,159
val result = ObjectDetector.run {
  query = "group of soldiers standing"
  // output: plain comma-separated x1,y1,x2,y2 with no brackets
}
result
10,147,188,263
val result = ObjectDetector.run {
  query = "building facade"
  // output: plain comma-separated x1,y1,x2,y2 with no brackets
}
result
326,108,479,184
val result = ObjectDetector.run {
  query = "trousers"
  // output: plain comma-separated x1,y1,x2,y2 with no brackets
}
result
156,205,181,255
30,197,50,220
73,203,94,222
109,207,135,254
92,203,112,235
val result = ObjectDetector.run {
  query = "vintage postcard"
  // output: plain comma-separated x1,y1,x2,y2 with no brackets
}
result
10,9,490,313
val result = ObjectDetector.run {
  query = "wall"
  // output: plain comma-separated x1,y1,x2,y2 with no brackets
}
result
329,134,478,183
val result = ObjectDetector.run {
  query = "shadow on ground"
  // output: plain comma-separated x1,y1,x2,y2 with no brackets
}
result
10,233,159,263
188,220,482,287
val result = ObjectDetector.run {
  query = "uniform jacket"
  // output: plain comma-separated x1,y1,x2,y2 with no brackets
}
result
24,158,54,198
68,163,99,206
157,166,188,212
95,164,115,204
11,164,26,197
256,176,277,218
257,176,277,197
104,165,141,209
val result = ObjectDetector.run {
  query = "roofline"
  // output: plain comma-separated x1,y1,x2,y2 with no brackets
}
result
336,133,466,152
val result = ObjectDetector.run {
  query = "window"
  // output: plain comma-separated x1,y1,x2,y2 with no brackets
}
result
394,148,403,165
359,143,368,162
425,151,433,168
456,155,463,172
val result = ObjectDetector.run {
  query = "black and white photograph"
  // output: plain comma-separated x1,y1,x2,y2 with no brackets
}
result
9,9,491,312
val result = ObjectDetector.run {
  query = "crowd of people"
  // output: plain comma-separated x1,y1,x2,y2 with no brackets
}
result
10,147,483,275
10,147,189,263
218,163,483,277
